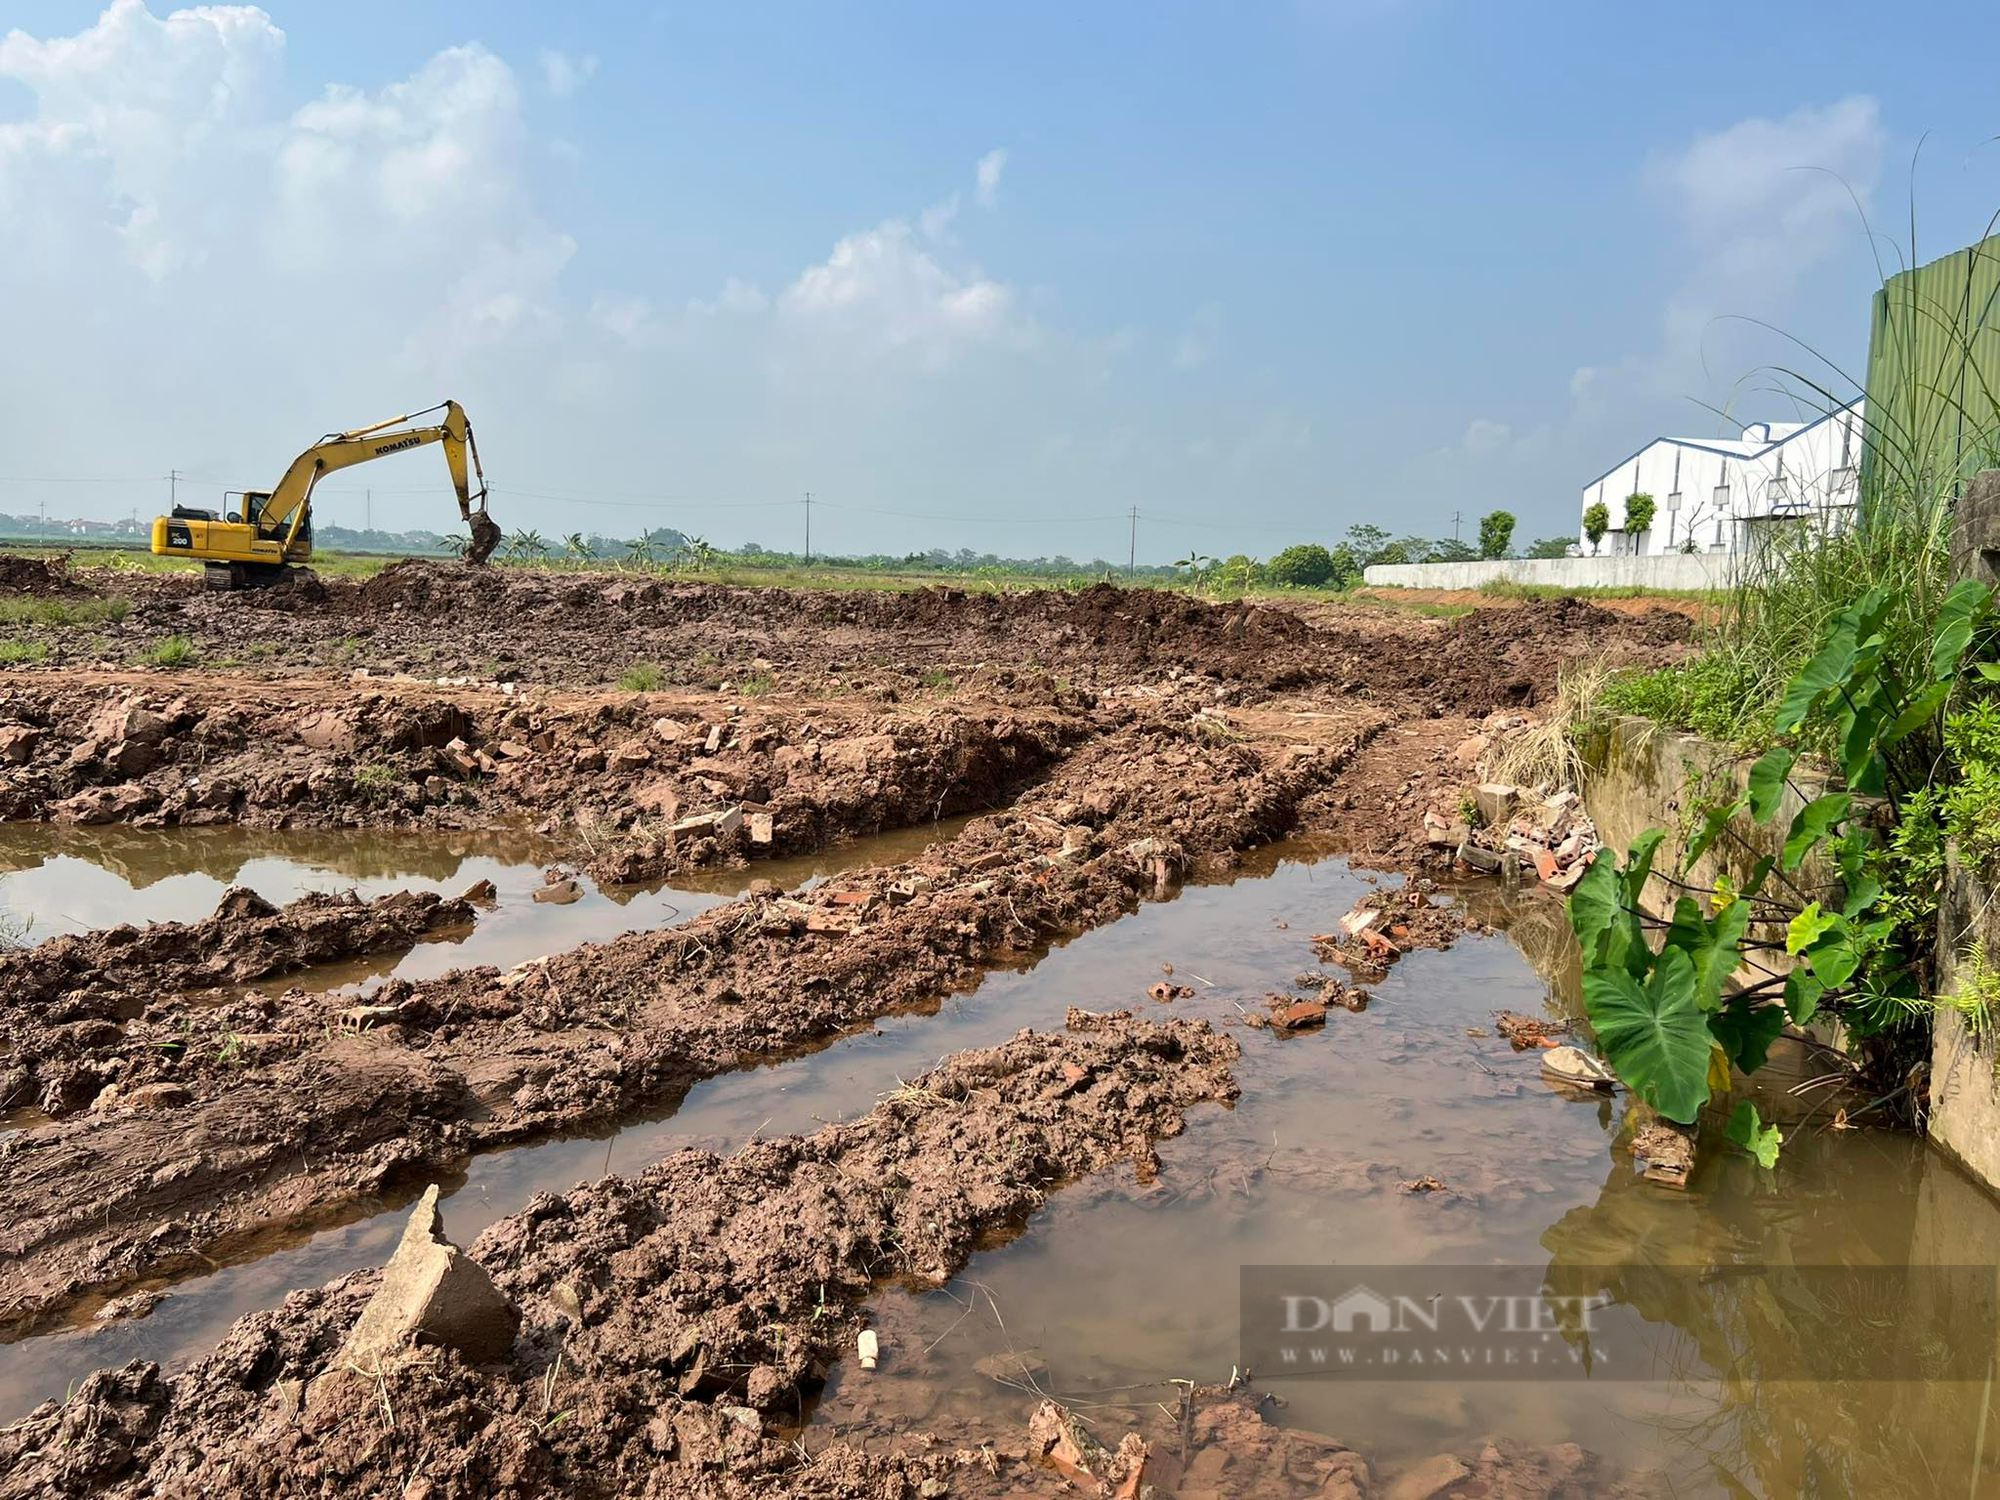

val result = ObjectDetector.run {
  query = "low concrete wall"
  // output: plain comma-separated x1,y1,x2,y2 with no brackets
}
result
1362,554,1738,591
1931,859,2000,1190
1930,472,2000,1192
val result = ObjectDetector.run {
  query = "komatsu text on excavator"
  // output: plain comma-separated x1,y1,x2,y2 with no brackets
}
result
150,401,503,590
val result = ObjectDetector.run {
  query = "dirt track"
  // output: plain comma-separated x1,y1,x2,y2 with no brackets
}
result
0,562,1693,1495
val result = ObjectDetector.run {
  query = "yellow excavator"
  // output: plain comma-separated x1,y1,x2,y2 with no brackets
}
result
151,400,503,589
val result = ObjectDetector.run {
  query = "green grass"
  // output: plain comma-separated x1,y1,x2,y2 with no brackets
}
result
0,596,129,626
351,762,400,801
0,639,47,666
738,669,775,696
617,663,664,692
140,634,197,668
1474,578,1720,604
919,667,955,690
1595,654,1772,748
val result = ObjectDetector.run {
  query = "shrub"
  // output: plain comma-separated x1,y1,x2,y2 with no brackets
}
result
1478,510,1516,559
618,664,663,692
1265,543,1337,588
1526,535,1573,559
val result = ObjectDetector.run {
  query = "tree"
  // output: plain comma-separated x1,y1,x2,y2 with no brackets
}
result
1525,535,1574,559
1582,501,1610,554
1265,542,1338,587
1428,538,1479,564
1478,510,1516,559
1344,524,1392,565
1327,544,1361,588
1373,539,1412,566
562,532,591,566
1624,492,1657,534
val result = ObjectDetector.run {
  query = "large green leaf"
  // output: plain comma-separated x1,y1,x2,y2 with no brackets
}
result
1775,621,1858,734
1684,795,1746,867
1786,901,1836,955
1745,749,1795,825
1783,793,1851,872
1930,580,1993,683
1584,946,1712,1124
1622,829,1667,908
1566,856,1622,961
1711,996,1786,1075
1725,1100,1783,1168
1806,934,1862,989
1880,681,1950,751
1692,900,1751,1010
1784,967,1825,1025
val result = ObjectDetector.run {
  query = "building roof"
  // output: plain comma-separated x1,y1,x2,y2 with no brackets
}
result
1584,398,1863,490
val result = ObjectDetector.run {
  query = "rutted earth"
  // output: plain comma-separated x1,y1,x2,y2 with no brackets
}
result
0,561,1695,1496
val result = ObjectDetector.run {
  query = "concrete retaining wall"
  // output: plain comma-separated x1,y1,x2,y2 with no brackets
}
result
1362,554,1738,591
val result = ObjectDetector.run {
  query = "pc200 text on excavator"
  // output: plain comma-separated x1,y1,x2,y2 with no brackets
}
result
151,400,503,590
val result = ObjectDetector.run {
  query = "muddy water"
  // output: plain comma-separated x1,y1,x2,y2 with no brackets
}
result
4,834,1999,1497
0,819,969,990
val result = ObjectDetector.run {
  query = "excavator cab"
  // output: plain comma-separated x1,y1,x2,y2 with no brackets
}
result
151,401,498,589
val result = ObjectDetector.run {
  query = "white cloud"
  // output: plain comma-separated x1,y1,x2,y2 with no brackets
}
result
1646,96,1883,385
780,216,1018,368
538,49,596,99
1462,417,1512,455
975,147,1007,208
1173,304,1223,370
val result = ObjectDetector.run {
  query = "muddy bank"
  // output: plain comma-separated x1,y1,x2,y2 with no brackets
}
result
0,680,1079,863
0,886,476,1118
0,1012,1241,1499
0,706,1380,1335
25,565,1361,691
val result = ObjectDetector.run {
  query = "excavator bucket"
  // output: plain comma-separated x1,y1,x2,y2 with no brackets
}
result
465,511,503,567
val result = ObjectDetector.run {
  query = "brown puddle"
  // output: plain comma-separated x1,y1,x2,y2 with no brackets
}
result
3,833,1999,1497
0,818,971,992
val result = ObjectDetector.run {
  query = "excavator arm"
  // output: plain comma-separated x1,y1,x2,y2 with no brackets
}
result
153,399,502,587
255,400,501,563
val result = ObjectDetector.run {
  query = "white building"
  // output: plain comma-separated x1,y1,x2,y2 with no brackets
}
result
1579,400,1864,557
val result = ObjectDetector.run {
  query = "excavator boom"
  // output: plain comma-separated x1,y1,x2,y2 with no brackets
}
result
152,400,500,588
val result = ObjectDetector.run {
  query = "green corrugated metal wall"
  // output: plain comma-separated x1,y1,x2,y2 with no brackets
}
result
1863,232,2000,499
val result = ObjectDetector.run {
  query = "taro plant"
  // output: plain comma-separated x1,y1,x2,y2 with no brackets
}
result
1569,579,1998,1163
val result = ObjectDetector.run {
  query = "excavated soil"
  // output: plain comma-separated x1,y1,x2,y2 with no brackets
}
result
0,1012,1242,1499
0,1013,1660,1499
0,886,476,1118
0,707,1381,1336
0,568,1699,1494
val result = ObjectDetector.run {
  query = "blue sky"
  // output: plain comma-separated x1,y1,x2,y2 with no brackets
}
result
5,1,2000,561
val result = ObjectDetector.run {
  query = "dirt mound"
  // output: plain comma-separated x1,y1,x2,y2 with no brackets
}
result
0,886,476,1119
333,568,1347,688
1397,597,1691,714
0,1013,1238,1499
0,683,1082,863
0,553,86,596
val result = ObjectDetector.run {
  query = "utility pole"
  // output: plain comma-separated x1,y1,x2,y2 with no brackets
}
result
1127,506,1138,578
803,491,812,564
169,469,180,511
365,488,372,533
1451,509,1464,542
